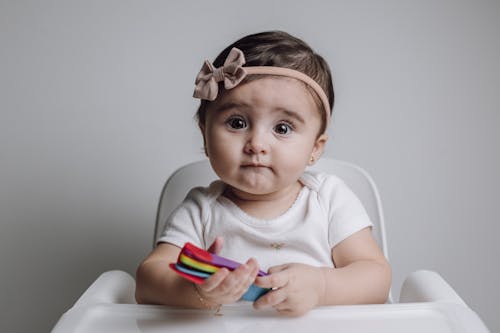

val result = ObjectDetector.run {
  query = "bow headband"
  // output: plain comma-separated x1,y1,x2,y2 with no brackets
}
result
193,47,331,130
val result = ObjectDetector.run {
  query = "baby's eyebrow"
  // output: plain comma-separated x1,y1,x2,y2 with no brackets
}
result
276,109,306,124
213,102,250,113
214,102,306,124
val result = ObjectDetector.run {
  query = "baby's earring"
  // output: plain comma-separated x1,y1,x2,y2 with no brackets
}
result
309,155,315,164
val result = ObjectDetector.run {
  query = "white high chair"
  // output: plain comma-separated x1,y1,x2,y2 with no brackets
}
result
51,158,490,332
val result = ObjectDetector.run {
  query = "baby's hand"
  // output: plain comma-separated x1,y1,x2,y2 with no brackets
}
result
253,263,326,316
195,258,260,305
194,237,260,305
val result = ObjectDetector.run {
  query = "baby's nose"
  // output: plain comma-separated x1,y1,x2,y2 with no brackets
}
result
244,130,269,154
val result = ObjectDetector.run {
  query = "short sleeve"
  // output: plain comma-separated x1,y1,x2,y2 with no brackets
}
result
156,187,208,248
320,175,373,248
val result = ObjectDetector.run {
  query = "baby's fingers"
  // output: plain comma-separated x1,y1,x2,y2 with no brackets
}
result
253,287,287,310
207,236,224,255
199,267,230,292
255,270,289,290
228,259,259,293
199,258,261,304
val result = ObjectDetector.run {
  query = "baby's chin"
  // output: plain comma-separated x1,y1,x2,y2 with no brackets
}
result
224,181,301,203
223,182,275,198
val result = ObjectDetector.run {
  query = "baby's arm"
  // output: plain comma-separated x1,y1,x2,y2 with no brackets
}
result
135,238,260,308
254,227,391,316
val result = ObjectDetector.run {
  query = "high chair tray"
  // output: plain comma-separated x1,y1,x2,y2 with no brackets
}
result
52,302,488,333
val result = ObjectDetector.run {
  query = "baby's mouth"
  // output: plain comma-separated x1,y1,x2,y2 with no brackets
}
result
241,163,271,171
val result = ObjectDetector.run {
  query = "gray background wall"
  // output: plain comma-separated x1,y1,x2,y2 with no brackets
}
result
1,1,498,332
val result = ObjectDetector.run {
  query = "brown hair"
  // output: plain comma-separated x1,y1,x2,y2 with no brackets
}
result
196,31,334,134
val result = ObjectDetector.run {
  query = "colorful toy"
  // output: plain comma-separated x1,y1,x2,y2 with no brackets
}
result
170,242,269,301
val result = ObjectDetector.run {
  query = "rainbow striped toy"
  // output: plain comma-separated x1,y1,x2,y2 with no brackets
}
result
169,242,269,301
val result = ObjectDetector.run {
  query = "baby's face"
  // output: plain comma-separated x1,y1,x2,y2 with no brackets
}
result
201,76,327,198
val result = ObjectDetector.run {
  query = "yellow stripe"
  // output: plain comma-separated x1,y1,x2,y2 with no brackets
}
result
179,254,219,273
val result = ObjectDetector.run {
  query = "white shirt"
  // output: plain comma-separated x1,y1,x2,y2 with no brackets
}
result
157,170,373,271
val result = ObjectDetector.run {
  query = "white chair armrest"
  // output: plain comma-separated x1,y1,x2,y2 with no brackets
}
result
73,270,136,307
399,270,466,305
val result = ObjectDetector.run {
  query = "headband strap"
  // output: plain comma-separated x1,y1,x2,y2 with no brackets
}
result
193,47,331,130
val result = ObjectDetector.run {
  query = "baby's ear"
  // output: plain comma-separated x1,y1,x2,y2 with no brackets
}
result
310,134,328,165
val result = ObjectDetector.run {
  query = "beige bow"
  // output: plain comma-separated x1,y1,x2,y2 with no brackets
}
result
193,48,247,101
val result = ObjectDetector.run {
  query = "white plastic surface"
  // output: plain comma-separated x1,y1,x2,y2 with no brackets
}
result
400,270,466,305
51,270,490,333
73,270,136,307
52,301,489,333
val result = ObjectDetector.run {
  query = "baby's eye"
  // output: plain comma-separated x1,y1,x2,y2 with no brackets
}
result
226,116,247,130
274,122,293,135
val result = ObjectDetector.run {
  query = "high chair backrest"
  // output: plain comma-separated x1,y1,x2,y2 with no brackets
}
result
154,158,389,261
